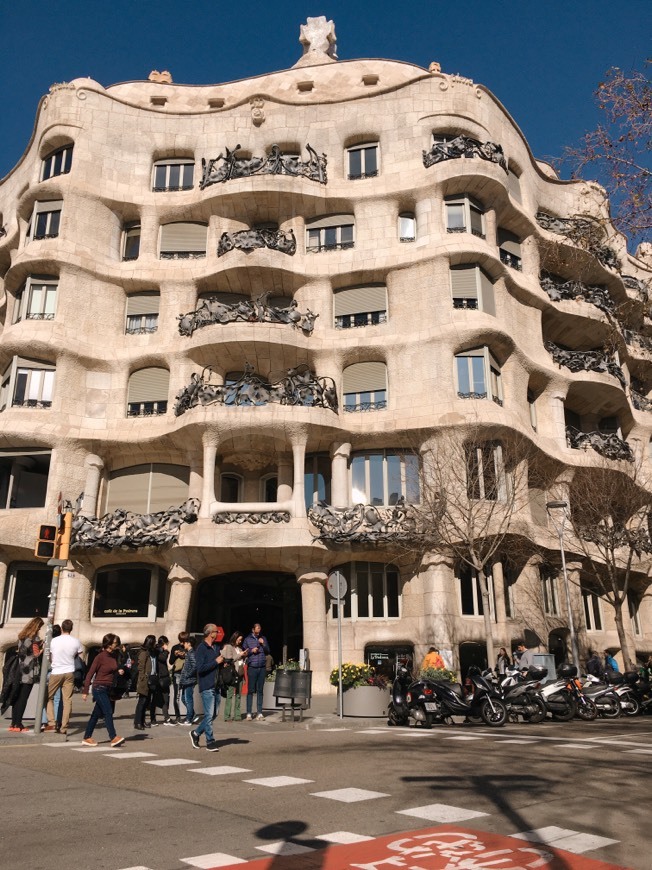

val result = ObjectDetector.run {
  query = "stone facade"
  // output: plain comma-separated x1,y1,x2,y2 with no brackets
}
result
1,21,651,691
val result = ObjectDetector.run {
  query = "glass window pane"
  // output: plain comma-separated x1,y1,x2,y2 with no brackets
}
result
304,471,315,507
386,454,401,504
169,164,180,188
42,157,52,180
324,227,337,247
349,149,362,177
29,285,43,314
221,475,240,502
476,577,484,615
399,215,415,237
53,151,63,176
592,597,602,630
369,453,384,505
371,572,384,617
456,357,470,394
27,370,42,401
460,568,474,614
471,356,486,393
352,455,367,503
340,225,354,244
11,567,52,618
35,213,48,237
307,229,320,249
14,371,27,405
41,371,54,403
154,165,166,188
470,206,484,235
404,455,420,502
182,164,194,187
44,288,57,315
63,147,73,173
447,204,465,229
94,567,151,618
49,211,61,236
357,570,369,617
387,572,399,617
364,147,377,175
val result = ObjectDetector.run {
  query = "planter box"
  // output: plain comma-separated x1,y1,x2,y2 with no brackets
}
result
263,681,281,710
341,685,391,718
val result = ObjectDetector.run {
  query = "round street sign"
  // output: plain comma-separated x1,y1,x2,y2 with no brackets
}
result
327,570,347,600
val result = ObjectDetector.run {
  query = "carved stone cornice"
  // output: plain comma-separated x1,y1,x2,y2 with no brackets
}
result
536,212,620,269
212,511,291,525
308,497,418,544
539,272,614,316
200,144,327,188
565,427,634,462
217,228,296,257
545,341,626,388
178,292,317,337
174,362,337,417
422,135,507,172
71,498,200,550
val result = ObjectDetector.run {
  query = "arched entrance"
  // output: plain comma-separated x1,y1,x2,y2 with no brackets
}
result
548,629,568,667
194,572,302,664
458,641,487,678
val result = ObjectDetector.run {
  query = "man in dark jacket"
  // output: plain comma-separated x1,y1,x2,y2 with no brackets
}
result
190,624,223,751
586,650,604,679
242,622,270,720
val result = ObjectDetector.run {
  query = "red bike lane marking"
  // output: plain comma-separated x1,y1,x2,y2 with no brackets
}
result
215,825,628,869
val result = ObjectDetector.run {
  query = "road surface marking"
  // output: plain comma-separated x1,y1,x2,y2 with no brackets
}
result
244,775,314,787
397,802,489,822
192,766,253,776
311,787,390,802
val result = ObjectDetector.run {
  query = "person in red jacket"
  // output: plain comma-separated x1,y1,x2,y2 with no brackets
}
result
82,633,125,747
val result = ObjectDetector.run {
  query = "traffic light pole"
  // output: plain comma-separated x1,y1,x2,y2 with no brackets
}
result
32,512,72,736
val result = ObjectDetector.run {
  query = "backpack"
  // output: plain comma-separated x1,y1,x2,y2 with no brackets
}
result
219,662,235,688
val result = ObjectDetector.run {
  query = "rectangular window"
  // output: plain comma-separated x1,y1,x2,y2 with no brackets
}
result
93,566,154,619
304,454,331,508
450,266,495,314
398,213,416,242
582,589,603,631
347,145,379,180
123,224,141,260
334,285,387,329
152,160,194,191
445,195,485,239
27,201,63,242
0,450,51,509
455,348,502,404
41,145,73,180
541,568,560,616
330,562,401,621
3,564,53,621
13,277,58,323
2,359,55,410
628,594,642,636
306,216,355,252
125,293,160,334
350,451,420,505
466,442,506,501
458,565,495,618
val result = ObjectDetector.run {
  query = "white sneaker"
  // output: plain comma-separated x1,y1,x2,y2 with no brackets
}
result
245,713,252,720
256,713,264,721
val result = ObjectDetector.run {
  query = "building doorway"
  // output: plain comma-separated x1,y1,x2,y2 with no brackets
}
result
548,629,568,668
458,641,487,678
194,572,301,664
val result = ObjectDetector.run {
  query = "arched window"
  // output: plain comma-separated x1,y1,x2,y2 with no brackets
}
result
342,362,387,411
260,474,278,502
41,144,73,181
104,463,189,514
126,368,169,417
219,473,243,502
330,562,401,620
304,454,331,507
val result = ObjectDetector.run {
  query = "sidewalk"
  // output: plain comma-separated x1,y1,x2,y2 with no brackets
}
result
0,692,384,745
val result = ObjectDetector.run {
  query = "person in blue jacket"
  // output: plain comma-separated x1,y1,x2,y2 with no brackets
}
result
242,622,270,720
189,624,223,751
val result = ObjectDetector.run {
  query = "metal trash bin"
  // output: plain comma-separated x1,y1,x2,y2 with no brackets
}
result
273,669,293,699
291,671,312,703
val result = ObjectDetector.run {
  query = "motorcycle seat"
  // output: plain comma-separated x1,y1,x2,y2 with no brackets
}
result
449,683,464,698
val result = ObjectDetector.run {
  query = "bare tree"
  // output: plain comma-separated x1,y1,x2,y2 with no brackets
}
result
558,461,652,671
560,63,651,245
413,427,534,668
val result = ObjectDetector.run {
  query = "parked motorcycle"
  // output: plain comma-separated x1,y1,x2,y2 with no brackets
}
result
388,666,507,727
582,674,622,718
494,666,548,724
539,665,580,721
622,671,652,715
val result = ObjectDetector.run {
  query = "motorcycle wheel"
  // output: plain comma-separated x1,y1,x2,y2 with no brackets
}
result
480,698,507,727
423,712,434,729
523,697,546,724
576,696,598,721
621,692,640,716
550,692,577,722
387,706,408,727
599,695,621,719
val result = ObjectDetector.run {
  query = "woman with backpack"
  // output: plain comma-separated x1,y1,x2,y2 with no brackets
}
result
133,634,157,730
221,631,246,722
8,617,44,732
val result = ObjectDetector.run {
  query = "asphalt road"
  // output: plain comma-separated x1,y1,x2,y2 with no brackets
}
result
1,698,651,870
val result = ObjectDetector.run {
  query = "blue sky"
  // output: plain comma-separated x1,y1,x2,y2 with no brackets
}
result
0,1,650,180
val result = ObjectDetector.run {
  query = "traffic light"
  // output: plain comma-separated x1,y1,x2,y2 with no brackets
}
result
35,524,57,559
57,511,73,562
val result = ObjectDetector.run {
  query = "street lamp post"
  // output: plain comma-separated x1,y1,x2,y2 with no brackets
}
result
546,500,581,671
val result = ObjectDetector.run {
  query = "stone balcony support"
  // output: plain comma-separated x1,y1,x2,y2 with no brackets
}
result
201,436,218,518
330,441,351,508
298,570,330,693
291,437,307,519
81,454,104,516
277,457,293,502
165,558,198,639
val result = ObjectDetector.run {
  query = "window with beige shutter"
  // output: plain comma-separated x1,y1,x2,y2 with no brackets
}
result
334,285,387,329
450,265,495,314
105,463,190,514
125,292,160,334
126,367,169,417
342,361,387,412
159,222,207,259
497,228,522,271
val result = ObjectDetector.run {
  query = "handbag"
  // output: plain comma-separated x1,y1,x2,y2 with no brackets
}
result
147,673,159,691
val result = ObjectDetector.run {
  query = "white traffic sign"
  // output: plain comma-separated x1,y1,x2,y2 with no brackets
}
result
327,570,347,600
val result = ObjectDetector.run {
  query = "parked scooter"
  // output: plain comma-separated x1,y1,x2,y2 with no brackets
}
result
538,665,580,721
494,665,548,724
622,671,652,715
582,674,623,718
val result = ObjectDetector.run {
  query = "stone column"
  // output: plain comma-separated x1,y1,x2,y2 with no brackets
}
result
201,436,218,518
81,454,104,516
277,457,293,502
165,559,198,639
298,570,330,693
549,390,568,451
420,555,457,668
188,453,203,501
0,557,8,621
330,441,351,508
291,437,307,518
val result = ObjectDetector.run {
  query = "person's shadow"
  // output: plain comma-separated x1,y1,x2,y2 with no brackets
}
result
254,820,330,868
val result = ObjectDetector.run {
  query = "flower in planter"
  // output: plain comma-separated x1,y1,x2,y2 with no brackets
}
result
419,666,457,683
329,662,388,691
266,659,301,682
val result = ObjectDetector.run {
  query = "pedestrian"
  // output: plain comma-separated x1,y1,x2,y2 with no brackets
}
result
169,631,189,723
133,634,158,730
41,624,62,730
189,624,223,751
155,636,175,725
495,647,511,680
586,649,604,679
44,619,83,734
179,635,198,725
242,622,270,721
81,633,125,747
515,641,535,671
421,646,445,671
604,650,619,674
8,617,44,732
222,631,246,722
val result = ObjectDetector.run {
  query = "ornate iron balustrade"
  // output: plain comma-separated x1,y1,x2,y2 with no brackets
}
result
174,362,337,416
200,144,327,188
178,292,318,337
122,255,139,262
623,329,652,354
539,272,614,315
125,325,158,335
25,313,56,321
447,226,486,239
452,299,479,310
623,275,650,302
127,401,168,417
348,170,378,180
422,135,507,172
32,233,59,241
500,250,522,271
160,251,206,260
545,341,626,388
342,400,387,412
631,389,652,412
536,213,620,269
152,185,193,192
565,426,634,462
335,311,386,329
212,510,291,525
457,391,503,406
308,497,418,544
11,399,52,409
306,241,354,253
217,228,296,257
71,498,200,550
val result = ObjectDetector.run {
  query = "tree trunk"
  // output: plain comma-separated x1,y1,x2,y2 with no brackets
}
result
478,572,496,669
613,601,634,672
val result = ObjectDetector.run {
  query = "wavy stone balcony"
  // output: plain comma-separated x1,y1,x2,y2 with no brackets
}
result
422,135,507,172
308,498,418,544
217,228,296,258
177,293,317,337
565,427,634,462
545,342,626,389
540,272,615,316
71,499,200,550
200,144,327,188
536,213,620,270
